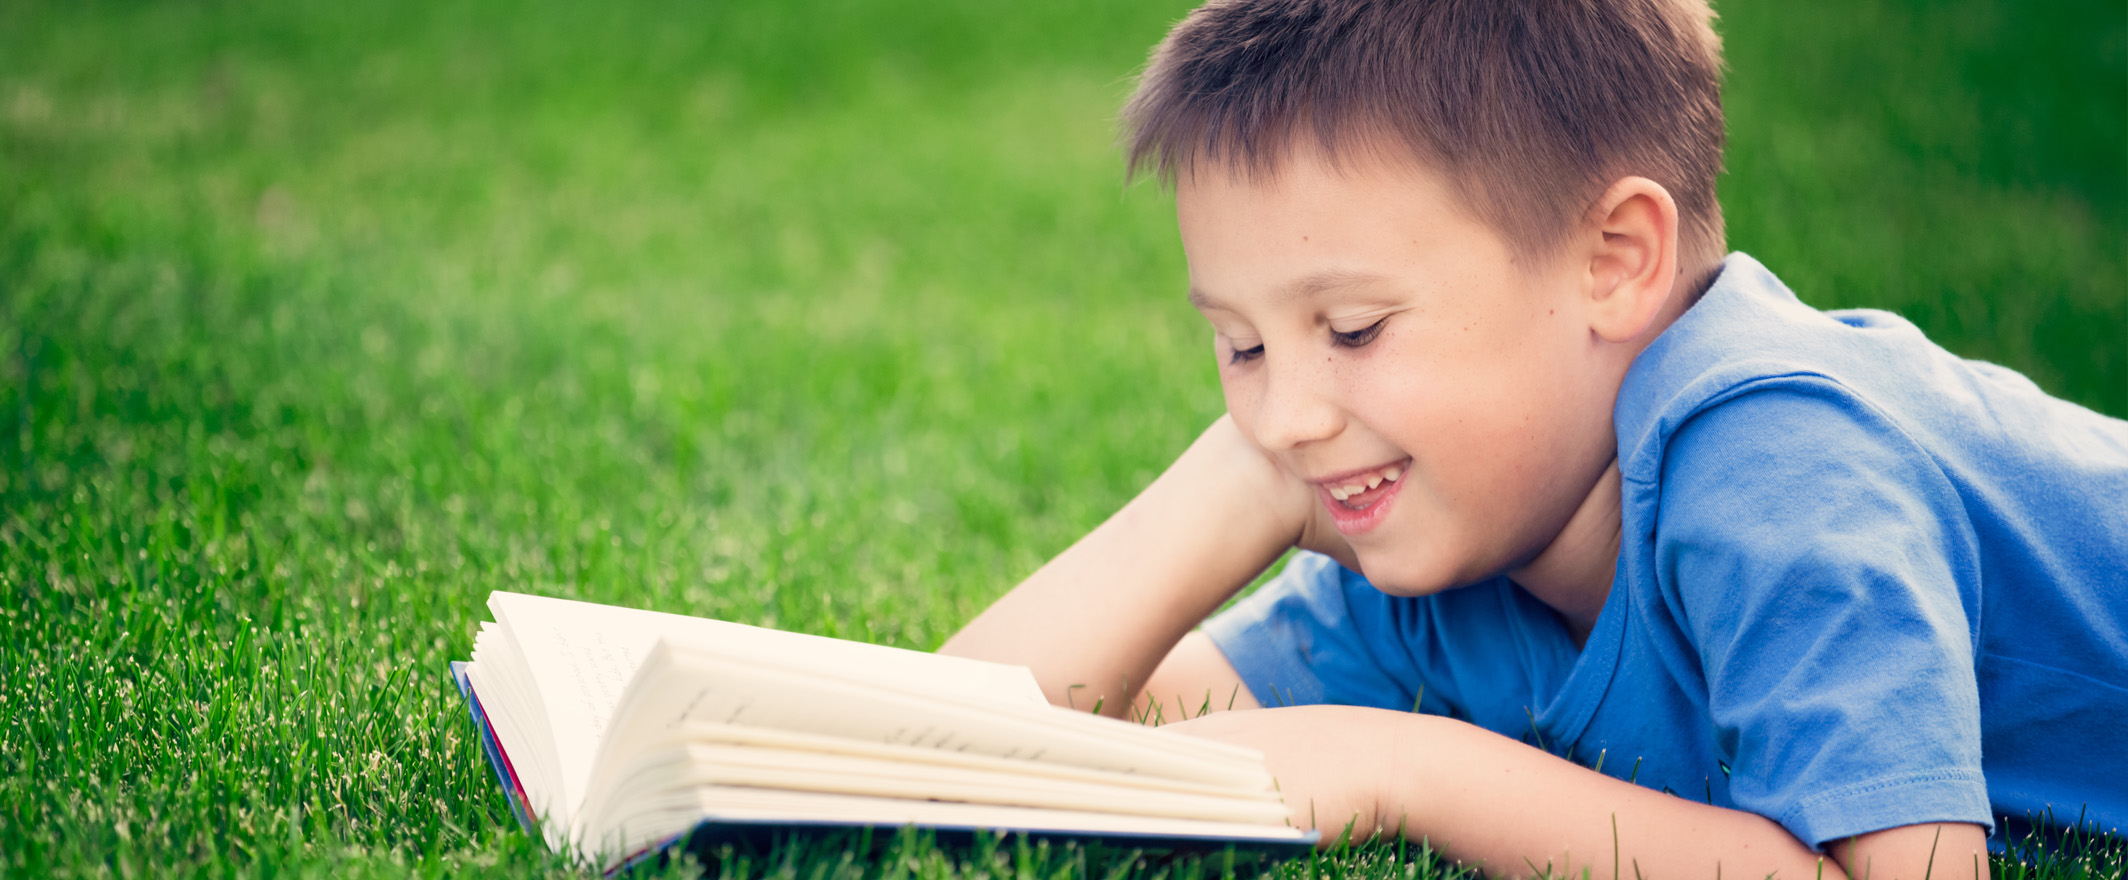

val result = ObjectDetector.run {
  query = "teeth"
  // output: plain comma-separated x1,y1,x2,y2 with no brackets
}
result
1326,464,1408,502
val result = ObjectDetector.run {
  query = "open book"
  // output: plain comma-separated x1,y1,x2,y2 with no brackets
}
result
453,592,1314,871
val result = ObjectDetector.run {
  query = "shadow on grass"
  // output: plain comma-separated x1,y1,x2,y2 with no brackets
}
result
627,826,1470,880
1994,811,2128,880
614,821,2127,880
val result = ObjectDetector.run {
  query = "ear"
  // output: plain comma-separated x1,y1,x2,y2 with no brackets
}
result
1579,177,1679,344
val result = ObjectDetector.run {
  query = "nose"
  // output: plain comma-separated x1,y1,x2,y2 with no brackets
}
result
1244,353,1345,452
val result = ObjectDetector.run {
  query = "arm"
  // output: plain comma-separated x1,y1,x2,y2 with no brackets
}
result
1136,631,1261,722
938,415,1327,716
1171,706,1989,879
1161,384,1999,876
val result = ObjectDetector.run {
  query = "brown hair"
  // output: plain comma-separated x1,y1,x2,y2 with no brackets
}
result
1123,0,1728,272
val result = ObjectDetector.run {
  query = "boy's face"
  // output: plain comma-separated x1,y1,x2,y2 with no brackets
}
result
1178,150,1626,596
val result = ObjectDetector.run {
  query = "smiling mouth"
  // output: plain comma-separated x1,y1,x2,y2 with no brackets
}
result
1318,460,1408,511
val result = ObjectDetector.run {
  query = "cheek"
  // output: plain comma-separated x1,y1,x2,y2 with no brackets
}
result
1347,342,1455,446
1214,355,1261,420
1218,373,1259,427
1357,343,1535,499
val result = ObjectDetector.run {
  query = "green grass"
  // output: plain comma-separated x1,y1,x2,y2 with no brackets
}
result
0,0,2121,877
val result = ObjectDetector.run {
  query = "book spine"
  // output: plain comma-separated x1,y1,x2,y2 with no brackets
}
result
449,662,543,839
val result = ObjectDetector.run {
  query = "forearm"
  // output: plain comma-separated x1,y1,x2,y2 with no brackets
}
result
1393,717,1989,879
938,416,1303,716
1380,712,1830,879
1177,707,1988,879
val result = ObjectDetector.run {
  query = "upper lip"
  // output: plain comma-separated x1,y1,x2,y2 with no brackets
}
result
1307,458,1412,486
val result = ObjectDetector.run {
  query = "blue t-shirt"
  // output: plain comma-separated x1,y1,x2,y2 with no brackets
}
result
1203,253,2128,850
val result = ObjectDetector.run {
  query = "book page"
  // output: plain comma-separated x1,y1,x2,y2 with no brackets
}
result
590,787,1312,868
465,623,555,813
645,742,1289,821
585,638,1275,837
627,721,1273,799
573,719,1290,846
484,591,1047,827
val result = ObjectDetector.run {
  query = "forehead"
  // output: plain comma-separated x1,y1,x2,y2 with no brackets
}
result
1174,148,1512,303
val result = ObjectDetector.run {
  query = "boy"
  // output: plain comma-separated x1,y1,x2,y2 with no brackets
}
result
939,1,2128,878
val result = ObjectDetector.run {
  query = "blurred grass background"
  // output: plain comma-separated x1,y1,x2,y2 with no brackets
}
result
1,0,2120,876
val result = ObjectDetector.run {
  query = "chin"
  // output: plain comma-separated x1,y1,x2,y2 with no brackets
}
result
1346,547,1472,598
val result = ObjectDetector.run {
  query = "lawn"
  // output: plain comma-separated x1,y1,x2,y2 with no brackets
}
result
1,0,2121,877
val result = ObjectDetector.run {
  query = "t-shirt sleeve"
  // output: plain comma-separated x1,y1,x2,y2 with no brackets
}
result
1200,552,1418,711
1200,553,1572,734
1656,380,1992,847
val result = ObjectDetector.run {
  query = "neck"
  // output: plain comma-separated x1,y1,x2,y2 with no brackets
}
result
1505,259,1702,646
1506,461,1623,648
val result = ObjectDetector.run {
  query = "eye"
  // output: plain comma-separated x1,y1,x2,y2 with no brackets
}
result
1330,317,1388,348
1227,342,1265,366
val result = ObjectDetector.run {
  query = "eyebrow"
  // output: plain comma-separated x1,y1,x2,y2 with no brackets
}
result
1188,269,1393,311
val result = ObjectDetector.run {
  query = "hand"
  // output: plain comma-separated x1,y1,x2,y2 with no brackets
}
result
1294,495,1362,573
1164,705,1406,846
1202,415,1362,572
941,415,1340,716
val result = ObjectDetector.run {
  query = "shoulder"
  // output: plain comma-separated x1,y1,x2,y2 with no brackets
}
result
1612,339,1992,661
1617,254,1911,480
1612,254,2128,566
1616,253,2128,498
1645,384,1978,600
